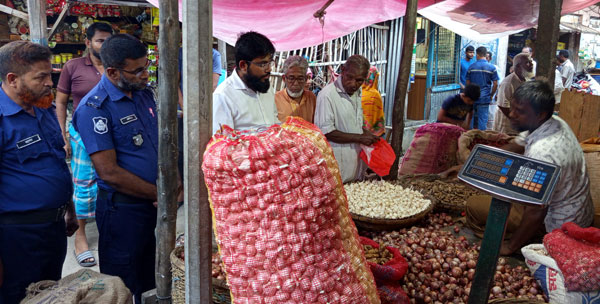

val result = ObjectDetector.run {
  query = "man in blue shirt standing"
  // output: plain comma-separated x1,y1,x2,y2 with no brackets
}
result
0,41,78,303
466,46,499,129
73,34,159,303
460,45,475,90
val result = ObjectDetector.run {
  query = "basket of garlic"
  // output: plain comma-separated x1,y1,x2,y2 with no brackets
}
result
345,180,434,231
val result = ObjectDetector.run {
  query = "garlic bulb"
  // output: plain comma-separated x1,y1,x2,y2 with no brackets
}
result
345,180,431,219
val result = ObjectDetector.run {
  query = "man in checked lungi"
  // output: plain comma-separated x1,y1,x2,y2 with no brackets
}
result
56,21,114,268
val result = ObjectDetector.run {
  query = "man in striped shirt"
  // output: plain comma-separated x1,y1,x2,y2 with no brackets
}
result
466,46,499,130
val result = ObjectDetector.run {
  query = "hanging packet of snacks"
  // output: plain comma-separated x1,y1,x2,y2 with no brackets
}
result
202,117,380,304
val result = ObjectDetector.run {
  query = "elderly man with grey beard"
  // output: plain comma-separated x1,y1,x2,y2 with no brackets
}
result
491,53,534,135
275,55,317,123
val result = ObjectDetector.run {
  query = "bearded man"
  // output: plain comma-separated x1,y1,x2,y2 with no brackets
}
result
275,55,316,123
73,34,159,303
0,41,78,303
55,21,113,269
491,53,535,135
212,31,278,133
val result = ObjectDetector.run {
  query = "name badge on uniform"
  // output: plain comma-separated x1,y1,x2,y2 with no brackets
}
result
120,114,138,125
132,133,144,146
16,134,41,149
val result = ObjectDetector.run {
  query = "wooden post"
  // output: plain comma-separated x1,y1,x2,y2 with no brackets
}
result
183,0,213,302
26,0,47,45
534,0,563,88
155,0,180,302
389,0,418,178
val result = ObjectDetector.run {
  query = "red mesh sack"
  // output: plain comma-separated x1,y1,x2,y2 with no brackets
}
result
376,283,410,304
562,221,600,243
203,119,380,304
360,139,396,177
543,223,600,292
359,237,408,283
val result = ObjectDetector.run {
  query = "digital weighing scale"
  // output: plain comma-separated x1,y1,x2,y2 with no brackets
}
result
458,145,561,304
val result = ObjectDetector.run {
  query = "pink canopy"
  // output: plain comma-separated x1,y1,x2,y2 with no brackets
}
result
146,0,599,49
420,0,600,42
146,0,437,51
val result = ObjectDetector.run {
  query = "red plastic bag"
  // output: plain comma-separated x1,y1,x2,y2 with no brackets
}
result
544,223,600,291
360,138,396,177
360,236,408,283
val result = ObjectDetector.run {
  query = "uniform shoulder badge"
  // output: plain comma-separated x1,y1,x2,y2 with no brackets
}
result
92,116,109,134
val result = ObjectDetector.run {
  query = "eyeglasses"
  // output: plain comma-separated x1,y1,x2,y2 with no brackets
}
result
249,59,275,69
119,59,150,77
285,76,306,83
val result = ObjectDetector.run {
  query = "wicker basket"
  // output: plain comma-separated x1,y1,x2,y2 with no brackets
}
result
395,174,482,212
488,298,546,304
170,246,231,304
350,197,434,231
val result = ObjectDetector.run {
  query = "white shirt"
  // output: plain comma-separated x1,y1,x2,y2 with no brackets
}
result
554,69,564,104
492,73,523,135
212,70,278,134
517,116,594,231
314,77,366,183
560,59,575,89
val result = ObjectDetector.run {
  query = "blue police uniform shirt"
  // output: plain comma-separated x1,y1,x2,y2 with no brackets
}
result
73,75,158,192
0,87,73,213
460,58,475,86
466,59,499,104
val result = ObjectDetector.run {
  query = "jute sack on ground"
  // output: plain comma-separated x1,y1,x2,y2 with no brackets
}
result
399,123,465,176
457,130,514,164
20,269,132,304
581,137,600,228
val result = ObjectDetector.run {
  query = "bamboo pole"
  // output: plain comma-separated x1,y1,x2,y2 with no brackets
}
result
388,0,418,179
183,0,213,302
155,0,180,302
534,0,563,88
26,0,47,45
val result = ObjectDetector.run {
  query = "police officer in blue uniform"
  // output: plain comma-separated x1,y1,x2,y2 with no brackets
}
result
0,41,78,304
73,34,158,303
466,46,499,130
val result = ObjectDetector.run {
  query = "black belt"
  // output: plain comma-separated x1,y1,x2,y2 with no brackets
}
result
0,205,67,225
98,189,154,204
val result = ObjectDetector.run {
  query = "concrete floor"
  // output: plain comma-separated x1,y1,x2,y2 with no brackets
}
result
61,205,186,277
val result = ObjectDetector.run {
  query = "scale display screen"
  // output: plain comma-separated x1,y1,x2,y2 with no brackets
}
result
458,145,561,206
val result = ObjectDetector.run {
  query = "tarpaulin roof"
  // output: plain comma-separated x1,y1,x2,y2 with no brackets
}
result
419,0,600,42
146,0,438,51
146,0,599,49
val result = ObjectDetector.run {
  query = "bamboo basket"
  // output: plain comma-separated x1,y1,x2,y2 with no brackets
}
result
395,174,483,212
350,197,434,231
488,298,546,304
170,246,231,304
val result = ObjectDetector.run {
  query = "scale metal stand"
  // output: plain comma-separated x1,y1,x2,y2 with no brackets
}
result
458,145,561,303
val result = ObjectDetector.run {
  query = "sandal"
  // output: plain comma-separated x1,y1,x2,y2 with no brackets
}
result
75,250,97,267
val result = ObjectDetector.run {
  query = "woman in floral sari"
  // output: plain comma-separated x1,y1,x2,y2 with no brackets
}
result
361,66,385,136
